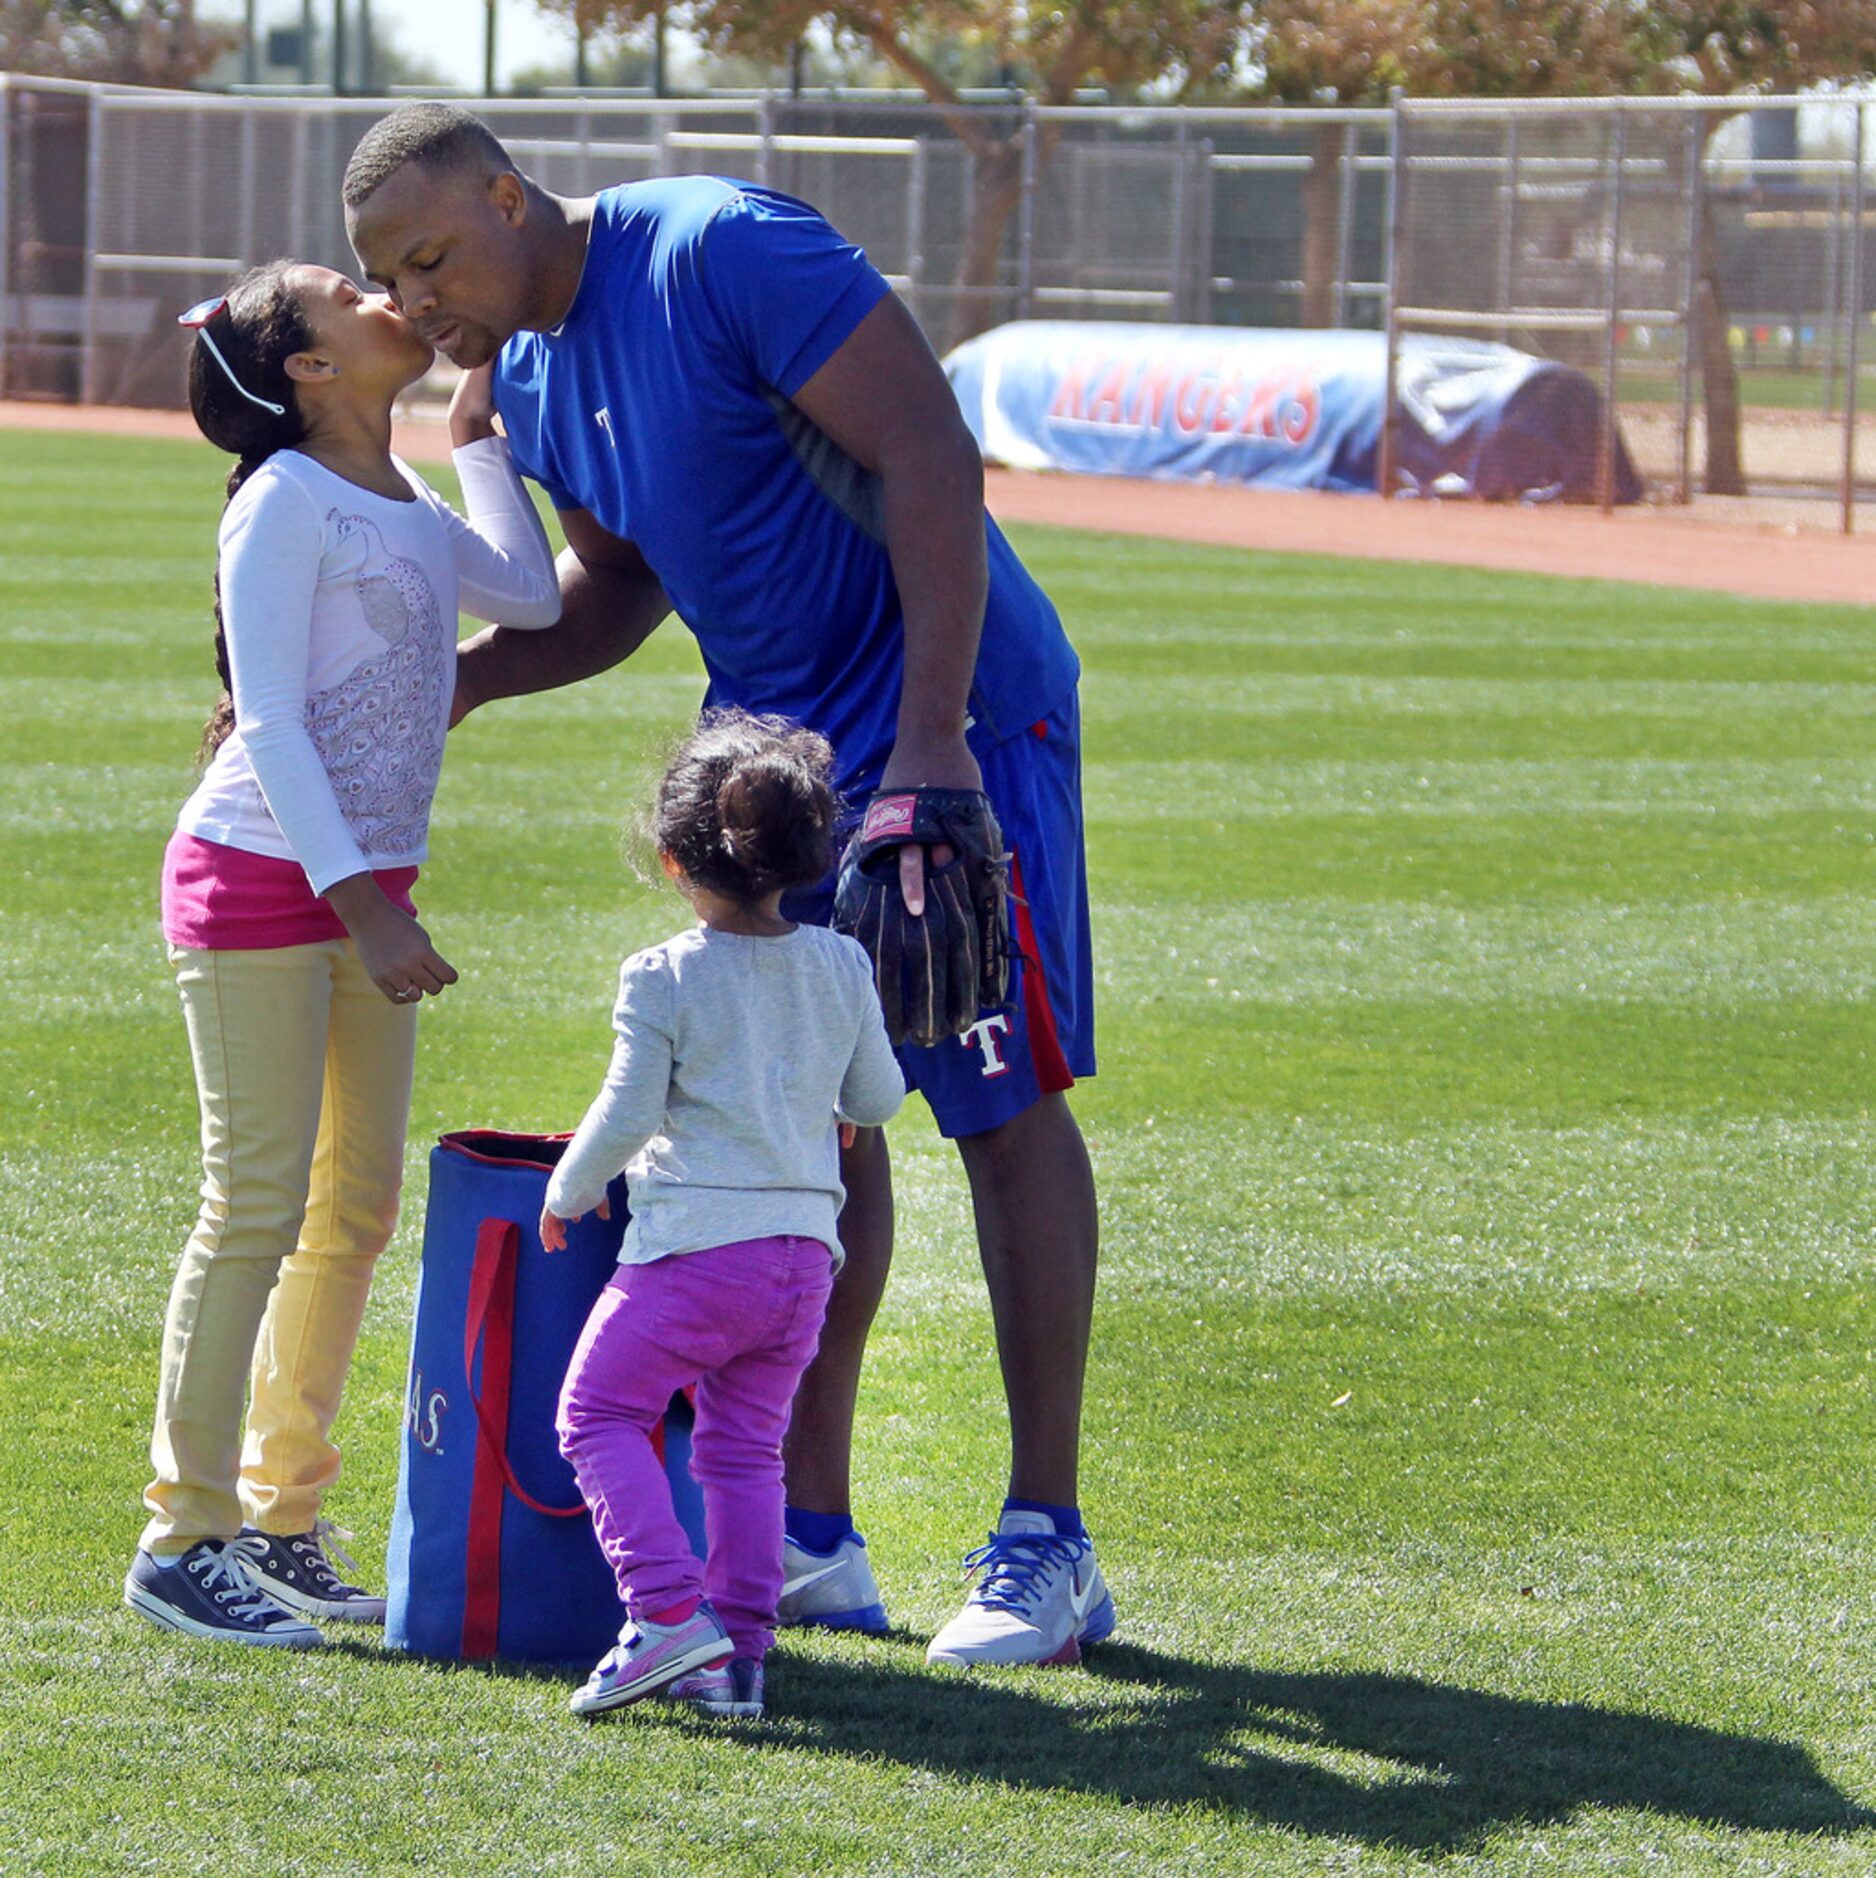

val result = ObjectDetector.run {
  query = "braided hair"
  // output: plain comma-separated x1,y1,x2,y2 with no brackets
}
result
183,260,313,760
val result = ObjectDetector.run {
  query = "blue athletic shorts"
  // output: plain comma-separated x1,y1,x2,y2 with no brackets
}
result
783,690,1096,1139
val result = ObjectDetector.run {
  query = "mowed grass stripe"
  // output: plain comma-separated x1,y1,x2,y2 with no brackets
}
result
24,890,1876,1017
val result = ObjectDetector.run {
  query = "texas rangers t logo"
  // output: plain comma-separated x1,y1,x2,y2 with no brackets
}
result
962,1013,1012,1078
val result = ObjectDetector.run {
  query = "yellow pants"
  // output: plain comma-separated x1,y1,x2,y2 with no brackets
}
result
141,939,417,1555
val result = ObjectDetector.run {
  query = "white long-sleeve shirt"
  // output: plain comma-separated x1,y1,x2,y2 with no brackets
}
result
546,923,907,1267
176,438,560,894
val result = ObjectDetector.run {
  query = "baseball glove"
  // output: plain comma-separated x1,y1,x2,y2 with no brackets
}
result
833,788,1012,1049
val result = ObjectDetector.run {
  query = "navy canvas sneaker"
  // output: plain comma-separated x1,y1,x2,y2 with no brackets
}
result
231,1519,386,1623
124,1539,324,1648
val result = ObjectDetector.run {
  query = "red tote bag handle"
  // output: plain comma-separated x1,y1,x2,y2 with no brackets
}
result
457,1209,675,1659
459,1217,582,1659
463,1218,590,1521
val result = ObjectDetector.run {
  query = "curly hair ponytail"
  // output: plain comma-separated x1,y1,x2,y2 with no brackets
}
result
655,710,840,903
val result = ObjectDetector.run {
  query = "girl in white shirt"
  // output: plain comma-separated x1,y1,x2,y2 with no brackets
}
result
124,260,560,1649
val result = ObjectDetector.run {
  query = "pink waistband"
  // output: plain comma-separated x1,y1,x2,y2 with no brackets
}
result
161,829,418,951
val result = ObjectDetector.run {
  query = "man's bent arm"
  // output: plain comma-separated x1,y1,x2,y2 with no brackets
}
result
454,510,670,721
791,294,987,793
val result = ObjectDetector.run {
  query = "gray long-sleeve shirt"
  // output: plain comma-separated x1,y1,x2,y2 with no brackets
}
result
545,922,905,1267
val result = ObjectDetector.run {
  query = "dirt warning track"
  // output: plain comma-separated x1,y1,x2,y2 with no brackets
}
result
7,399,1872,609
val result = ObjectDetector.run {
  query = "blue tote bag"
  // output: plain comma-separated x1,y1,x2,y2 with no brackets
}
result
386,1130,705,1664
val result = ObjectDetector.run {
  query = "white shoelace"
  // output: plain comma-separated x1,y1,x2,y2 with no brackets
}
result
190,1544,289,1623
308,1517,363,1579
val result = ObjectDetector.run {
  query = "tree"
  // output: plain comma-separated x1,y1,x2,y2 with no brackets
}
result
0,0,231,85
1252,1,1663,326
1633,5,1876,492
1252,0,1876,490
530,0,1251,345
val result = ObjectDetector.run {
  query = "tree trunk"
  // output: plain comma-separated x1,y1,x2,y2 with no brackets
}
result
1299,121,1343,328
948,137,1027,351
1697,129,1745,496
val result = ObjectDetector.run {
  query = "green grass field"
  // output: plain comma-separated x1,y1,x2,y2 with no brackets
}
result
3,427,1875,1875
1620,360,1876,414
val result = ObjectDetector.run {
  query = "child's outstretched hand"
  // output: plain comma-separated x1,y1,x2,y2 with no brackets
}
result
540,1194,609,1253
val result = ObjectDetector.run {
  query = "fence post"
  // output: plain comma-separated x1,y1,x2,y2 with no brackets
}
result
1195,137,1216,325
0,78,11,400
758,93,775,189
1677,113,1701,504
1598,108,1627,515
80,88,102,406
1823,125,1844,415
237,103,257,265
1495,115,1519,345
1170,113,1189,322
1017,102,1037,320
1334,117,1358,329
1841,100,1865,535
1378,89,1405,498
288,104,309,261
188,98,208,276
906,136,926,330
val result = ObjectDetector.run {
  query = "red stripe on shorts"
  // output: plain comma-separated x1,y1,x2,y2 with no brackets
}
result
1009,850,1075,1095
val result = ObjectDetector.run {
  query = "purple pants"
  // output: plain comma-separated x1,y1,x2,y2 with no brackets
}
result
555,1234,835,1661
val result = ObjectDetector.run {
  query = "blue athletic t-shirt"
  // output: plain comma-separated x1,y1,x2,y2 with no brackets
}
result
492,178,1080,793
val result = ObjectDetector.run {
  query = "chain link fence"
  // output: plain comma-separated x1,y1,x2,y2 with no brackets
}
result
1385,93,1871,523
2,77,1868,521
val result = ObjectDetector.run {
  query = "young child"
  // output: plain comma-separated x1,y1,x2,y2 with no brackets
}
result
124,261,560,1647
544,710,905,1720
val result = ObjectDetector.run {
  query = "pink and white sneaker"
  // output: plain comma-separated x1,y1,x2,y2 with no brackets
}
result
668,1655,765,1719
570,1604,732,1717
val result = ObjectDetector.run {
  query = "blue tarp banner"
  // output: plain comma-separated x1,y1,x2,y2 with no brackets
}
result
943,322,1639,504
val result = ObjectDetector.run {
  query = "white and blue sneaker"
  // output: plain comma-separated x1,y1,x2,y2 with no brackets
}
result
124,1539,324,1649
777,1531,889,1633
925,1509,1116,1668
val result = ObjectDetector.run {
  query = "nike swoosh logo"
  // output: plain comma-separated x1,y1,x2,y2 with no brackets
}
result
782,1559,849,1599
1067,1562,1097,1621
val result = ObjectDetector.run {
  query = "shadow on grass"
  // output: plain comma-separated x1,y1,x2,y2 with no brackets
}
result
762,1642,1876,1856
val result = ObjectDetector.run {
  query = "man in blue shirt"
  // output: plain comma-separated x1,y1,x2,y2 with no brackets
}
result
346,104,1111,1671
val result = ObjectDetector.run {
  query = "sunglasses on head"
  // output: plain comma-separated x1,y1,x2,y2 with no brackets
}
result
178,295,287,417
